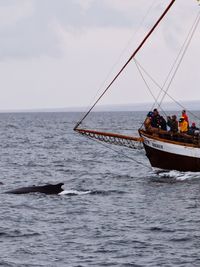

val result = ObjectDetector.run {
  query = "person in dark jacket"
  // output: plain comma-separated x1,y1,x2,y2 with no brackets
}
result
151,109,167,130
159,116,167,131
167,115,178,133
151,109,160,128
188,122,199,135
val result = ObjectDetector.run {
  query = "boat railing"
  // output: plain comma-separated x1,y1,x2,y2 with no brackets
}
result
140,128,200,146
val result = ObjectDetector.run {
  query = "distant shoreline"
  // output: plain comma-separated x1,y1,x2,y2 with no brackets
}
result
0,100,200,113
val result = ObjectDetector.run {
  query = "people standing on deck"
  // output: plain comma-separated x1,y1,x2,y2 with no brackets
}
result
150,108,167,130
182,110,189,128
167,115,178,133
144,111,153,130
150,108,160,128
179,117,188,133
159,116,167,131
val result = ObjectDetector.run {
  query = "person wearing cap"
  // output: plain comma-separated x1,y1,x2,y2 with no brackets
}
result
179,117,188,133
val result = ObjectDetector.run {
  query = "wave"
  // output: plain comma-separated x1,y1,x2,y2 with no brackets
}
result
59,189,126,196
158,170,200,181
59,190,91,196
148,169,200,182
0,230,40,238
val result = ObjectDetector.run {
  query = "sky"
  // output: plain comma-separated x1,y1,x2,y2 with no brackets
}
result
0,0,199,111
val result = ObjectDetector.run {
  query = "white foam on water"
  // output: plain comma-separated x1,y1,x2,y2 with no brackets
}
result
174,171,200,181
149,169,200,181
158,170,190,181
59,190,91,196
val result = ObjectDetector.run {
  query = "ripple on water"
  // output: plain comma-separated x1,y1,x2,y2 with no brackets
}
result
0,112,200,267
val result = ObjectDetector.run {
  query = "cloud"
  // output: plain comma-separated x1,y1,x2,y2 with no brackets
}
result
0,0,83,60
0,0,199,110
0,0,199,61
0,1,33,28
75,0,94,11
0,0,158,61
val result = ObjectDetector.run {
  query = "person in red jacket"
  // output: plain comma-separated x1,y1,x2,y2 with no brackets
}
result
182,110,189,125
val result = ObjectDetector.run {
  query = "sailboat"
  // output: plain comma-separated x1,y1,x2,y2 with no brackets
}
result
74,0,200,172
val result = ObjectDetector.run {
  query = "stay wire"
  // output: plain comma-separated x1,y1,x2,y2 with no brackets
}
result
134,58,167,116
74,0,176,130
80,0,158,120
135,59,200,122
134,59,190,111
134,58,168,129
159,10,200,110
135,9,200,125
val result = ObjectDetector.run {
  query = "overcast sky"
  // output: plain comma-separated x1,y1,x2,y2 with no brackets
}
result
0,0,199,110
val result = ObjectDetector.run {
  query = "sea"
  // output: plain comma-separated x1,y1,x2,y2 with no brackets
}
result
0,111,200,267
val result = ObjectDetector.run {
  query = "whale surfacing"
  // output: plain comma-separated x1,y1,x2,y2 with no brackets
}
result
5,183,64,195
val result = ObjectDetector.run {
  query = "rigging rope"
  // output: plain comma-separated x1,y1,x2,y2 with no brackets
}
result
134,9,200,124
73,2,200,169
82,0,158,118
134,59,167,116
158,10,200,108
74,0,176,130
134,59,194,113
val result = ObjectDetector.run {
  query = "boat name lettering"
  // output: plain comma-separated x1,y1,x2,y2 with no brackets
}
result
152,143,163,149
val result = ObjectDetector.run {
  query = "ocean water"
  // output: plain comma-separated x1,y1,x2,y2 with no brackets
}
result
0,111,200,267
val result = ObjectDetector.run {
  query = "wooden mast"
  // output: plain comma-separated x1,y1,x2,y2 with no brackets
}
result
74,0,176,130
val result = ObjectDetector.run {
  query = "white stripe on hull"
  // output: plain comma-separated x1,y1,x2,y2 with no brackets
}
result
141,134,200,158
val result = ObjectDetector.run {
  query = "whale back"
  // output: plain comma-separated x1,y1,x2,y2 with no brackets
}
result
5,183,64,195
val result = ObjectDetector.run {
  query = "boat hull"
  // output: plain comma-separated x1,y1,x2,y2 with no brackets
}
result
140,131,200,172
